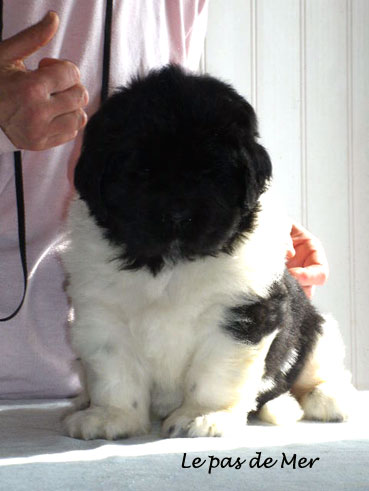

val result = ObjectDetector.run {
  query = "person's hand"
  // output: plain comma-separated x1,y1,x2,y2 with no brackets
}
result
0,11,88,151
286,222,329,298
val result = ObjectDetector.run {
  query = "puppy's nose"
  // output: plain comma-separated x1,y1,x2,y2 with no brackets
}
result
161,211,192,228
172,211,191,225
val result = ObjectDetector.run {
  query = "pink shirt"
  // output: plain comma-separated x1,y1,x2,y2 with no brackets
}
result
0,0,208,398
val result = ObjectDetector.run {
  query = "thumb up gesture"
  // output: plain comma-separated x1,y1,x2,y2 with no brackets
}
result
0,12,88,151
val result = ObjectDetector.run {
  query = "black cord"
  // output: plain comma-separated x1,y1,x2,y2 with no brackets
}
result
0,152,28,322
0,0,3,40
101,0,113,103
0,1,28,322
0,1,113,321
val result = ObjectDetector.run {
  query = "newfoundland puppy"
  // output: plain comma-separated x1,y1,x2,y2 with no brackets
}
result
63,65,355,440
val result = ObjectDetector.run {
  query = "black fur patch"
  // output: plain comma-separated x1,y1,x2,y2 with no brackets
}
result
224,270,324,409
74,65,272,275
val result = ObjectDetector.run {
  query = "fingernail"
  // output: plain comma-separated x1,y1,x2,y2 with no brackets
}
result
42,12,52,24
42,11,57,25
81,110,88,126
72,63,81,80
82,89,89,106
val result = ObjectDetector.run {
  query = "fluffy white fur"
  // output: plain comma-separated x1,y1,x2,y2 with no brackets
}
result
258,392,304,425
292,314,356,421
63,188,354,439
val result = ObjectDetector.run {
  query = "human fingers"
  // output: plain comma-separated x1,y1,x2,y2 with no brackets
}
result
51,83,89,116
49,108,87,139
302,285,315,299
1,79,88,150
38,57,60,68
34,109,87,150
289,222,328,268
36,58,81,94
0,12,86,150
33,109,87,151
42,129,83,150
289,223,328,260
288,265,328,287
10,108,87,151
39,131,80,150
289,222,316,244
0,12,59,66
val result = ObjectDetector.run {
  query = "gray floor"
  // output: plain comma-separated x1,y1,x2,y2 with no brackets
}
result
0,395,368,491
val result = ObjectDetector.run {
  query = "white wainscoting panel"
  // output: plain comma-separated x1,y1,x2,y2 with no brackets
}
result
205,0,369,388
304,0,352,370
352,0,369,389
205,0,253,102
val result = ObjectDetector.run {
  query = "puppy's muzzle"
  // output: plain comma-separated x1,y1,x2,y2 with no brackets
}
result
161,211,192,231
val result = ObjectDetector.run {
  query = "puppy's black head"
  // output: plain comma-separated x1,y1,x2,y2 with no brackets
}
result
75,65,272,274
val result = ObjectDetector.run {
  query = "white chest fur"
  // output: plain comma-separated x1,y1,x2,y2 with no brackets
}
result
63,189,290,413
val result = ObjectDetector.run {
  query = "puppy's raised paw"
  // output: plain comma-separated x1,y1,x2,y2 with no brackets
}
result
162,407,245,438
63,406,150,440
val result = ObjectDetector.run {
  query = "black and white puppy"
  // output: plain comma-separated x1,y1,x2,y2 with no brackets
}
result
63,65,355,440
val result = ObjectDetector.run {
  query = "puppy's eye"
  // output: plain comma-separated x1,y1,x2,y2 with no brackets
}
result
200,168,217,179
127,167,151,180
139,168,151,177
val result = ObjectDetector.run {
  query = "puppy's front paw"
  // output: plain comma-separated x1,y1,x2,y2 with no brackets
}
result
63,406,149,440
162,407,245,438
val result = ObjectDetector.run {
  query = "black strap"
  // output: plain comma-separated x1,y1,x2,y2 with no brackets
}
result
0,0,28,322
0,152,28,322
0,0,113,321
101,0,113,103
0,0,3,40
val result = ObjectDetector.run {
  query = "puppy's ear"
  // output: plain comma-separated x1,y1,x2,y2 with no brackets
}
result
243,142,272,210
253,142,272,191
74,148,108,223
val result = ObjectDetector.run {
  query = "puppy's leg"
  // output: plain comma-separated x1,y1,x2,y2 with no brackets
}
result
63,312,150,440
62,358,91,419
162,329,276,438
292,314,357,421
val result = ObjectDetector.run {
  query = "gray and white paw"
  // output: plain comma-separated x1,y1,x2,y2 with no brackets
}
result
63,406,149,440
162,408,244,438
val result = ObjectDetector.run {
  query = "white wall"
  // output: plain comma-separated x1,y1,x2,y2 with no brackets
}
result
205,0,369,389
